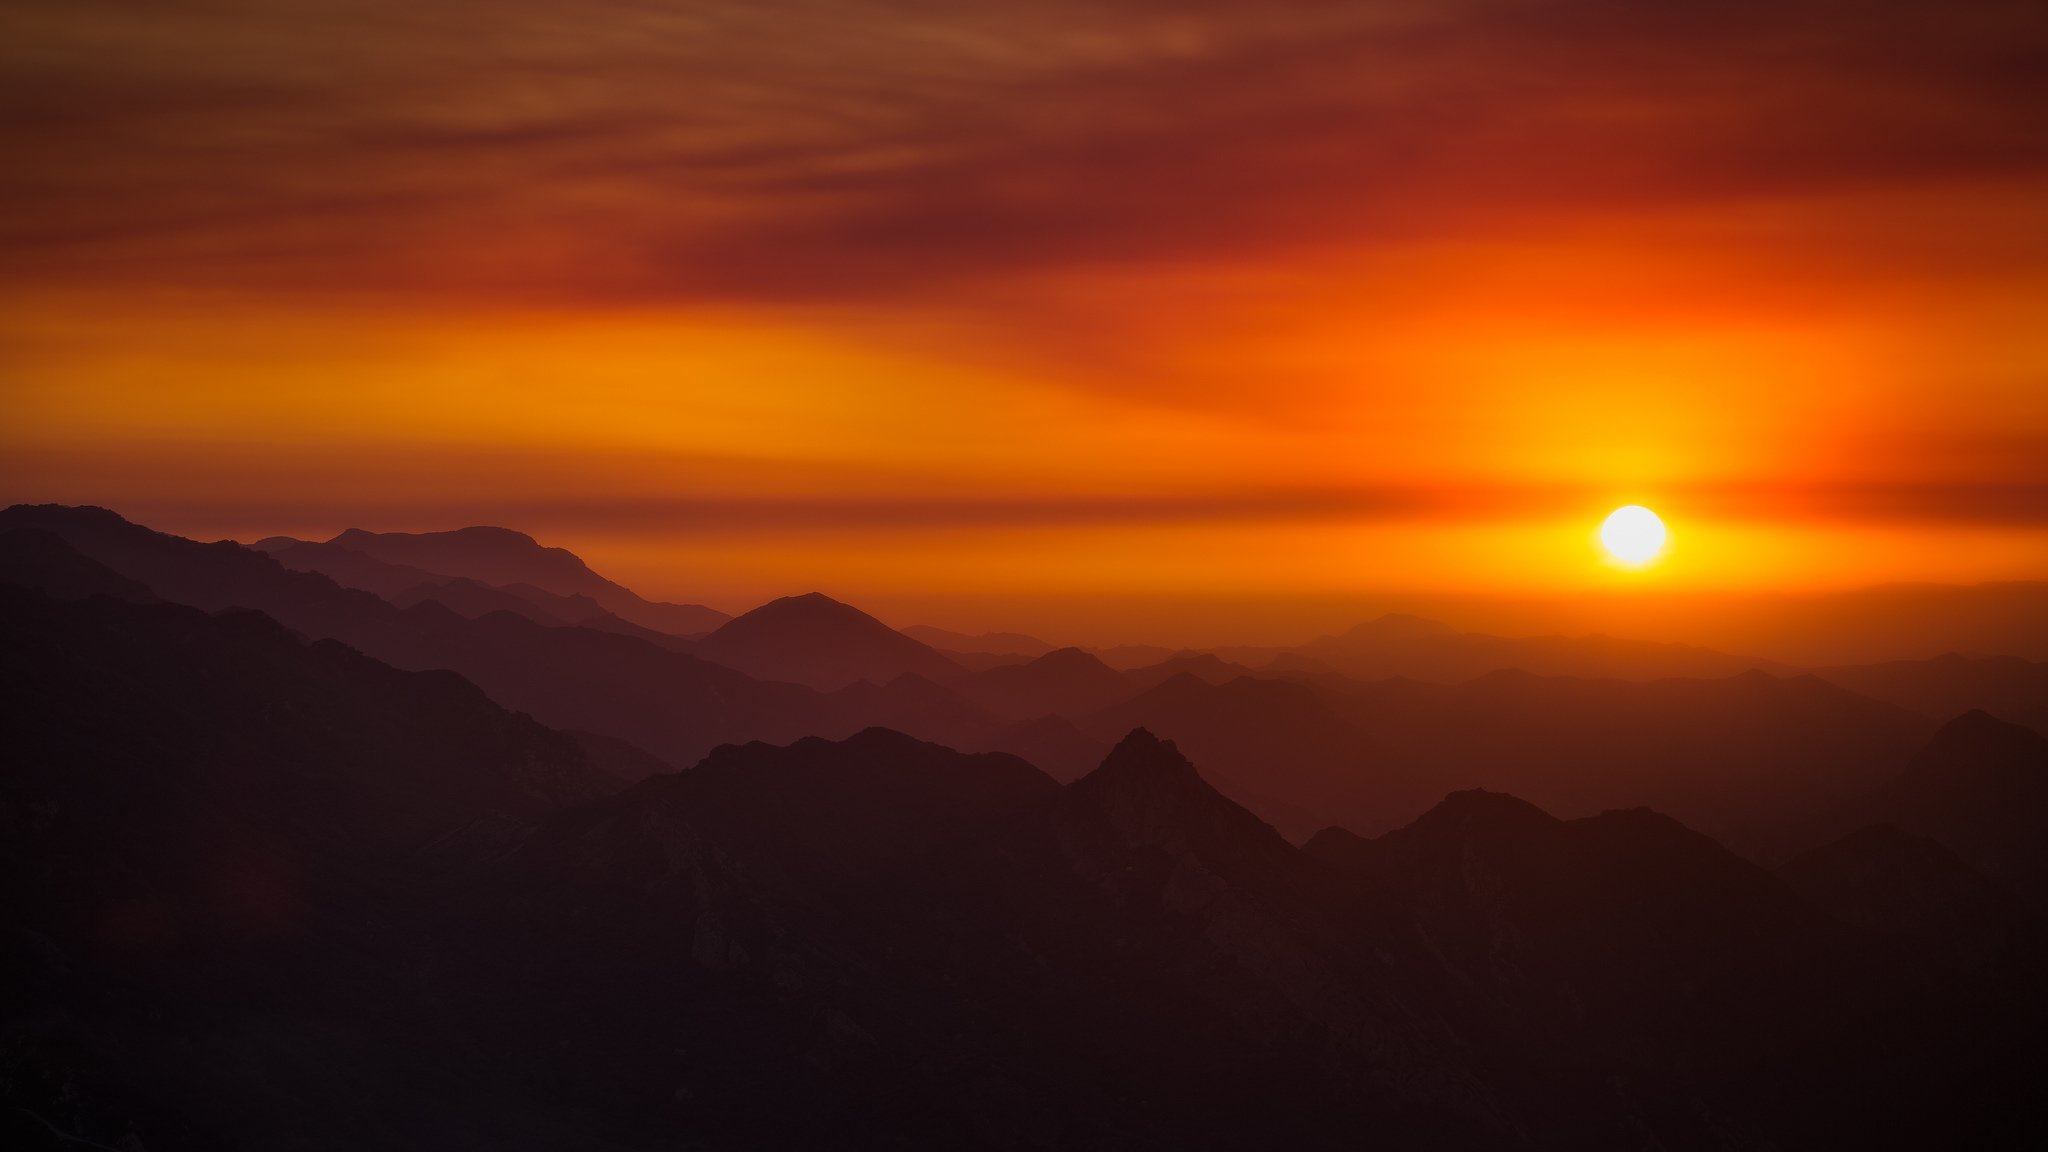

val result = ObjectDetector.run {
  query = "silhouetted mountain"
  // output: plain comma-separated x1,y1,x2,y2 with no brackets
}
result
1083,642,1182,670
1308,790,2038,1145
1293,613,1788,682
0,526,157,602
954,645,1137,720
314,525,730,636
1869,711,2048,906
1089,665,1932,849
968,713,1108,782
1814,653,2048,735
1780,825,2028,944
577,728,1057,906
253,536,452,598
1,505,839,770
693,592,962,691
826,672,994,749
0,585,627,1147
385,576,695,651
1121,651,1258,691
390,574,570,624
1086,673,1429,839
901,624,1054,657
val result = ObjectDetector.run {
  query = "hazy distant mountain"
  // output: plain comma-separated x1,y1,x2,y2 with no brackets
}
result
1084,642,1184,670
1086,673,1427,839
954,646,1138,720
826,672,995,750
289,525,730,636
901,624,1055,657
1121,651,1259,691
253,535,452,597
1288,612,1789,682
1812,653,2048,735
1,505,839,769
968,713,1108,782
384,576,696,651
1085,666,1933,848
693,592,963,691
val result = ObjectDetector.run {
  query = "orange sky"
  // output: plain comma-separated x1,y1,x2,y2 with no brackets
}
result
3,1,2045,643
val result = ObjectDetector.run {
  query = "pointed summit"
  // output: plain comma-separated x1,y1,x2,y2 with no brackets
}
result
694,592,962,691
1066,728,1291,864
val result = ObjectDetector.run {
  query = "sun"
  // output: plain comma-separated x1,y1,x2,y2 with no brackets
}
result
1599,505,1667,566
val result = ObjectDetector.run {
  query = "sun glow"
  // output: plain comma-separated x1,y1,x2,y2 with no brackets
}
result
1599,505,1668,567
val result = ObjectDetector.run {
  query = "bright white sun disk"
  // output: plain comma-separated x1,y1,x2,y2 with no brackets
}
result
1600,505,1667,565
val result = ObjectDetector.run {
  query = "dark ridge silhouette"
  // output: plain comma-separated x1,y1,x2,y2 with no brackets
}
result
1307,790,2041,1145
1288,613,1792,682
1082,641,1182,670
1781,825,2026,938
1814,653,2048,735
8,613,2044,1152
968,712,1108,782
901,624,1055,657
1121,651,1259,691
954,645,1137,720
257,536,676,643
391,574,571,624
0,585,631,1146
0,505,842,770
693,591,963,691
386,576,695,651
1092,663,1934,849
1083,672,1430,840
253,536,452,597
583,728,1056,904
0,526,158,602
825,672,995,749
1868,710,2048,906
314,525,730,636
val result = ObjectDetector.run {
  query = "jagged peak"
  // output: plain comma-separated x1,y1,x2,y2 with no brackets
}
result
1070,728,1204,808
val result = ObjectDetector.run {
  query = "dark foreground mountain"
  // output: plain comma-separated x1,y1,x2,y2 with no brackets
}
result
1864,710,2048,907
0,585,626,1148
8,592,2040,1152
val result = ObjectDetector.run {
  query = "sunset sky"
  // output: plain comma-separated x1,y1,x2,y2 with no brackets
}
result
4,1,2045,642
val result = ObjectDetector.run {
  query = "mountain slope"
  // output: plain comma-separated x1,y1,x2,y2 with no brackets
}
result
0,584,626,1148
1873,711,2048,905
693,592,963,691
0,505,837,770
955,646,1138,720
317,525,730,635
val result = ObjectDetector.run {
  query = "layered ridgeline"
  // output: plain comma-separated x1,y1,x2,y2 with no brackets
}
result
4,592,2041,1152
4,505,2043,853
256,525,731,637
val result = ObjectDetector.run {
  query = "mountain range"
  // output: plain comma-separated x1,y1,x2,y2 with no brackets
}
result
5,501,2046,1145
